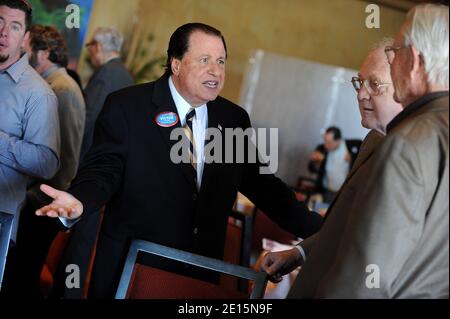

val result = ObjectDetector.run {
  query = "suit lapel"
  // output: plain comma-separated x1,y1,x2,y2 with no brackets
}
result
346,130,384,180
151,75,197,190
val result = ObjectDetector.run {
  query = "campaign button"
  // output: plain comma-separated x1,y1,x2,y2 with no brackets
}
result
156,112,179,127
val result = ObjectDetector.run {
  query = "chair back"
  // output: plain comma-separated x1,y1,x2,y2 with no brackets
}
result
251,209,297,254
222,211,253,291
0,212,14,290
116,239,268,299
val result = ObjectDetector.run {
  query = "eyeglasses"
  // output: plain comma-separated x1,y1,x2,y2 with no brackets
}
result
351,77,390,96
384,45,408,64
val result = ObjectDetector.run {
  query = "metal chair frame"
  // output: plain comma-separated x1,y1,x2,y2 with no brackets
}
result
115,239,268,299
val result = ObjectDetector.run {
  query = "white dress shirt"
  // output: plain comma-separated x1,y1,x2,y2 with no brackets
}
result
169,77,208,190
324,140,350,192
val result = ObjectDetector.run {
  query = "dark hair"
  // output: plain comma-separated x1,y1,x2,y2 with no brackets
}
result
29,24,68,67
0,0,32,32
165,22,227,75
325,126,342,141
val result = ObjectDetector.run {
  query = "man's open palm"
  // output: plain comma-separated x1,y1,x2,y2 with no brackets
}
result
35,184,84,220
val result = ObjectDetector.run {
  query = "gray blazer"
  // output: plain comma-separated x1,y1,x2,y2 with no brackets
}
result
80,58,133,161
290,94,449,299
28,67,85,206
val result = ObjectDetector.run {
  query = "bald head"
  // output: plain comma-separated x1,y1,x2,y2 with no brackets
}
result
356,40,403,135
363,47,390,78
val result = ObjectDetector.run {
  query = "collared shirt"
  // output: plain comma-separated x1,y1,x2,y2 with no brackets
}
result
41,64,59,79
169,77,208,189
0,53,60,238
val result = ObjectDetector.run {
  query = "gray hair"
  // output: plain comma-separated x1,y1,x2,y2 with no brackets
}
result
92,27,124,53
403,4,449,87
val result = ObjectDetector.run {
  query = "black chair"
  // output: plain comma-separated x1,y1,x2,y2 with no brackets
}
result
223,210,253,292
0,212,14,290
115,239,268,299
228,210,252,267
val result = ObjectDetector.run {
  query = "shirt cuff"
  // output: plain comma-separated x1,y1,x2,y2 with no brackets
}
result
58,216,80,229
294,244,306,264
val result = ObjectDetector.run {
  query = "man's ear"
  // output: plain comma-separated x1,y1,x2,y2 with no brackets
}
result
39,49,50,61
171,58,181,75
95,42,102,54
410,45,424,74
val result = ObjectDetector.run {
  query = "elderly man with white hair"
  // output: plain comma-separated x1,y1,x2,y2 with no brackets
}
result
262,3,448,298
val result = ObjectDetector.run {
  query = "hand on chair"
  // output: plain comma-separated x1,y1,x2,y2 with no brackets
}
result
259,248,303,283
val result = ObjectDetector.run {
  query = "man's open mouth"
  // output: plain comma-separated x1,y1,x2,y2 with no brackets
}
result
203,81,219,88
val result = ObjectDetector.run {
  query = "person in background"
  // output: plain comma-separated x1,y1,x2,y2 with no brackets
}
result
25,24,85,201
262,4,449,298
52,26,134,299
80,26,133,161
308,126,361,203
4,24,86,298
0,0,59,296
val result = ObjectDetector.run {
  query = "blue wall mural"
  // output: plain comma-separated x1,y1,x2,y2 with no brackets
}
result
29,0,94,67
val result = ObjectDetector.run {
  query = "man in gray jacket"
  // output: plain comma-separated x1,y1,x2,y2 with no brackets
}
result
26,24,85,203
80,26,133,161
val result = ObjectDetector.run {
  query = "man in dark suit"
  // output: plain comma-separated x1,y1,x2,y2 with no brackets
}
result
80,26,134,161
36,23,322,299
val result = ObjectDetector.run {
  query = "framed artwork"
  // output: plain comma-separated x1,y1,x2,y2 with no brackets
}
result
29,0,94,69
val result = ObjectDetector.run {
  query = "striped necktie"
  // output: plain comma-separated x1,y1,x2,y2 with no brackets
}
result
184,108,197,171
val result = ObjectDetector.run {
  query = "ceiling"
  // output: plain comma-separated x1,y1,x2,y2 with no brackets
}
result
364,0,448,12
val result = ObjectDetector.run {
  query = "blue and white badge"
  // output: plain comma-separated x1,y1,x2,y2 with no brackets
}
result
155,112,179,127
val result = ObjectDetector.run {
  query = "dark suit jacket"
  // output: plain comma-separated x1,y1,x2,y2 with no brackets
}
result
80,58,134,162
68,74,323,298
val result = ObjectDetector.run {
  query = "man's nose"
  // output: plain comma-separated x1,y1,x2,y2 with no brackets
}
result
0,25,7,37
357,85,370,101
208,62,221,76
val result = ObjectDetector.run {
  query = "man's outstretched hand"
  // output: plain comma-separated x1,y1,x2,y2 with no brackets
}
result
35,184,84,220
